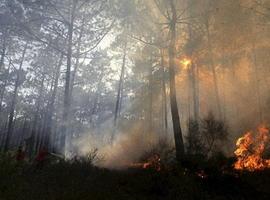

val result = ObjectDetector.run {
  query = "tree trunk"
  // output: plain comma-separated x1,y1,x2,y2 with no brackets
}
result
186,0,199,121
190,62,199,121
4,44,27,151
114,40,127,126
168,0,185,161
18,117,27,146
0,34,6,72
206,21,222,119
31,72,45,155
160,50,168,134
61,0,77,154
0,59,11,114
70,18,85,99
118,78,124,117
148,56,153,134
229,54,240,122
37,113,46,151
89,69,105,126
44,54,63,150
252,44,263,123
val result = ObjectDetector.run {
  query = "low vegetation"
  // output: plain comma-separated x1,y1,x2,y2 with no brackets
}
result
1,142,270,200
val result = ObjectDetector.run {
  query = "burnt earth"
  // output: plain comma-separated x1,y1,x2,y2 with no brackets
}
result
0,158,270,200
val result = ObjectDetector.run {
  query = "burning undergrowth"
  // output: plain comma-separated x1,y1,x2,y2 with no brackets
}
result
234,125,270,171
128,137,175,171
73,119,270,175
71,121,175,170
98,128,175,169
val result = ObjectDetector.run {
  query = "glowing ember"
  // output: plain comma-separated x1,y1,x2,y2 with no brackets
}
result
234,126,270,171
130,154,161,171
180,58,191,70
196,170,208,179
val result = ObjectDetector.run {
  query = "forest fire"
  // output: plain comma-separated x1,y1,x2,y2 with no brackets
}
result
180,57,192,70
196,170,208,179
1,0,270,199
129,154,161,171
234,126,270,171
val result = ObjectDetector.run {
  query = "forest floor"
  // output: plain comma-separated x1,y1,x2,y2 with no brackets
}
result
0,155,270,200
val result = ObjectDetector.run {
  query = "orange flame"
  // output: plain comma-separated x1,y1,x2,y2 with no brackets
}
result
129,154,161,171
180,58,192,70
234,126,270,171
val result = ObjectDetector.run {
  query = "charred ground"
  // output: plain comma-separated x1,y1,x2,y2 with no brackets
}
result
0,153,270,200
2,118,270,200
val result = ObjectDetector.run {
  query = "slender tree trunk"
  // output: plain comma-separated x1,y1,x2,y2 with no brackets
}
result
161,49,168,134
40,78,54,150
89,71,104,125
0,59,11,114
190,62,199,121
70,19,85,99
229,54,240,123
0,120,8,150
206,21,222,119
168,0,185,161
186,0,200,121
114,40,127,126
252,44,263,123
118,79,124,117
187,67,192,119
0,35,6,72
148,56,153,134
37,113,46,151
18,117,27,146
195,63,200,118
31,71,45,155
61,0,77,154
44,54,63,150
4,44,27,151
51,113,60,153
89,93,99,125
0,37,8,131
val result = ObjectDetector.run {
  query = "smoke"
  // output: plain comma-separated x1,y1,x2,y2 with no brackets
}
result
99,129,157,168
174,51,270,139
71,120,160,169
69,0,270,164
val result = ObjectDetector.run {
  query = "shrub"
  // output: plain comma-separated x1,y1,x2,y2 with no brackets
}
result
186,112,229,158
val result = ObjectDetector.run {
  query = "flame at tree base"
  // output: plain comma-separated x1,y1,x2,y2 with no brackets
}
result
129,154,161,171
234,126,270,171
